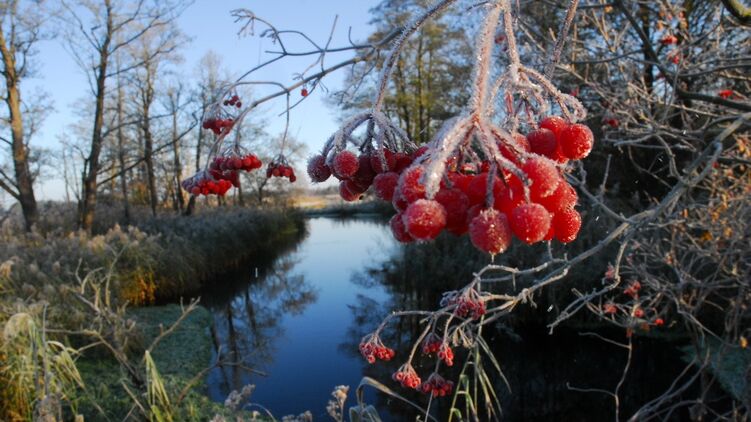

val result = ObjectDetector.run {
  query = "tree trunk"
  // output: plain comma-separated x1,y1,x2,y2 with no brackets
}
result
79,6,113,232
116,73,131,223
142,103,157,217
171,106,184,211
0,25,37,231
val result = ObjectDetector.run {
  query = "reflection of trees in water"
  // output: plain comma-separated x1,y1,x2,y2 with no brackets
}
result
342,240,473,420
320,215,389,230
344,237,693,421
211,255,317,393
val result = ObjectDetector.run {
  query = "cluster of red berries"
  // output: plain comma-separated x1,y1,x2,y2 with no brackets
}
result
223,94,242,108
718,89,739,99
266,162,297,183
421,333,442,354
392,364,421,390
660,34,678,45
266,154,296,183
453,296,487,320
211,154,262,174
623,280,641,299
601,279,666,331
421,334,454,366
420,373,454,397
307,148,420,202
202,94,245,135
181,171,234,196
202,117,235,135
359,335,395,364
181,152,262,197
384,116,591,255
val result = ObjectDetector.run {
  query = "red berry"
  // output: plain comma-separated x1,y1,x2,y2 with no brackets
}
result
307,155,331,182
536,179,578,213
339,181,361,201
350,154,376,190
553,209,582,243
654,318,665,326
527,128,557,157
373,172,400,201
510,203,552,244
369,150,397,174
493,175,524,214
448,172,473,193
411,145,429,160
402,199,447,241
392,153,413,172
390,213,414,243
522,156,560,198
344,178,368,194
559,124,594,160
466,173,504,207
301,88,309,97
397,166,426,203
539,116,568,136
332,151,359,179
469,209,512,255
435,188,469,230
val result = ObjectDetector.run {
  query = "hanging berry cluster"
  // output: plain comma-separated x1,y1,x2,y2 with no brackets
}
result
340,0,593,399
266,155,297,183
182,147,263,197
201,93,245,135
599,275,668,338
182,93,267,196
309,0,591,257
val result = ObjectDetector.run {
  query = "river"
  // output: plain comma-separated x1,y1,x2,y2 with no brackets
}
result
199,215,691,421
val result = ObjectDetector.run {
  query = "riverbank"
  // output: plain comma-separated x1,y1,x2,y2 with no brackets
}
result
0,206,305,421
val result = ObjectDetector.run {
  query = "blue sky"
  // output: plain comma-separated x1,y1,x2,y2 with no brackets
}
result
22,0,377,201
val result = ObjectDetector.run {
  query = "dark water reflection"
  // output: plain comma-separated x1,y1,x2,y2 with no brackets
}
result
202,216,692,421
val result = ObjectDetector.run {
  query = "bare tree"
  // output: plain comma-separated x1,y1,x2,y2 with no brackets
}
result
0,0,48,231
60,0,188,231
162,81,196,212
127,20,184,216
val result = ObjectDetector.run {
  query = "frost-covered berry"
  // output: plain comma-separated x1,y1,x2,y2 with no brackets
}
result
469,209,512,255
397,166,426,203
553,208,582,243
373,172,400,201
435,188,469,230
307,155,331,182
332,151,359,178
527,128,558,157
536,179,578,213
392,153,413,172
448,172,473,193
403,199,447,241
539,115,568,136
493,175,524,214
411,145,429,160
390,212,414,243
466,173,504,207
510,203,552,244
339,181,361,202
559,123,594,160
522,156,560,198
370,150,397,174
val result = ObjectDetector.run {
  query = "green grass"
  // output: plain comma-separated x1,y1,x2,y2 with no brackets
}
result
75,304,229,420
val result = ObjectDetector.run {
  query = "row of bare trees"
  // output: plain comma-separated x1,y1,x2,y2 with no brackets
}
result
0,0,305,233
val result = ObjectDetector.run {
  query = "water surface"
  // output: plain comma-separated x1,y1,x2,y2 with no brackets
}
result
203,216,396,418
201,215,693,421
